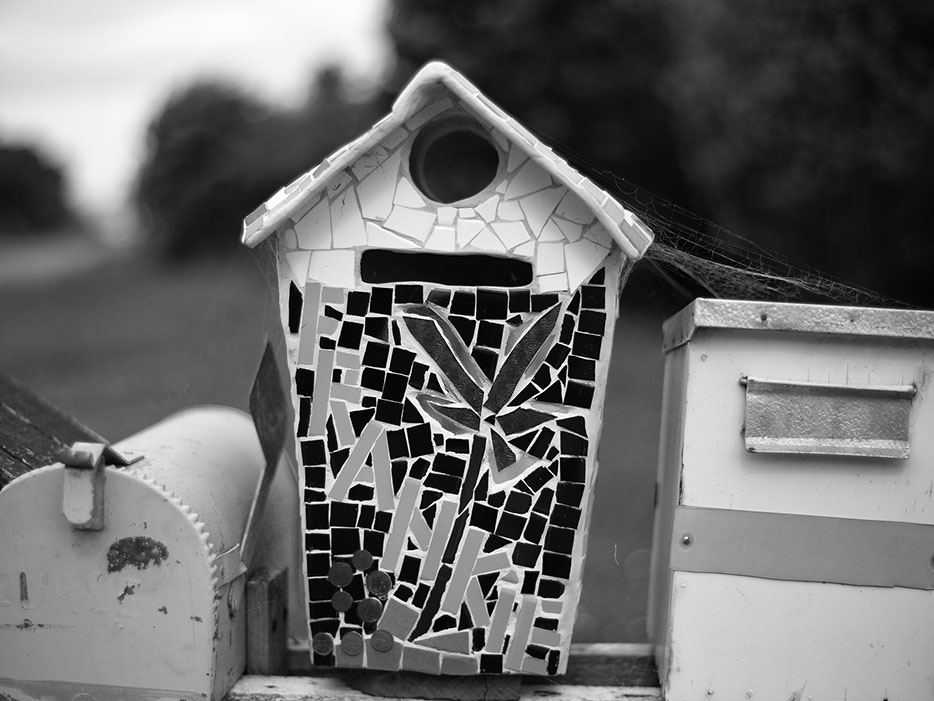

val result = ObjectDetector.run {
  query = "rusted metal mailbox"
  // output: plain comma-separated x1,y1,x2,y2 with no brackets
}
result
649,298,934,700
241,61,653,675
0,406,300,701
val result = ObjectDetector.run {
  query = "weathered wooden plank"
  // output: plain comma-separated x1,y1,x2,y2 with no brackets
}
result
246,567,289,675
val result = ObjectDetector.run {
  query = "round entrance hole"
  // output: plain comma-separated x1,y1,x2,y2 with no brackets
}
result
410,121,500,204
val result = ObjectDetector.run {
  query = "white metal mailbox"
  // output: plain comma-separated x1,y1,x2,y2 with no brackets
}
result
648,298,934,701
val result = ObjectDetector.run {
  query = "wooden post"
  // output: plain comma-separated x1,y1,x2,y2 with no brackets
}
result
246,566,288,675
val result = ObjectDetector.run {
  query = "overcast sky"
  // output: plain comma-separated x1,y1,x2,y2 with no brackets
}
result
0,0,390,214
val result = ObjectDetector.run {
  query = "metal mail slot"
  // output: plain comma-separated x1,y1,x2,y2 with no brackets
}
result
742,376,915,458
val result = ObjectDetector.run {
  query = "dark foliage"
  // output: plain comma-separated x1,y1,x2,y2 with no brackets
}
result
0,141,73,234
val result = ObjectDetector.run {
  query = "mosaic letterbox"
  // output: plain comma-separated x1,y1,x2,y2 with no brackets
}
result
242,62,652,675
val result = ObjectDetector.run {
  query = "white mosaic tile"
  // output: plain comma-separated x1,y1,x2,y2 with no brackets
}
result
366,221,419,249
497,199,524,221
583,222,614,248
395,176,427,208
602,196,626,225
282,225,298,249
307,249,355,288
538,272,569,293
539,220,565,242
519,186,565,236
535,242,565,276
490,127,509,152
566,238,611,291
491,221,530,250
495,179,508,194
457,207,477,218
330,187,367,248
456,218,486,246
555,191,597,225
554,217,583,242
471,227,507,253
383,126,408,150
506,145,528,173
265,187,288,210
405,97,454,131
357,150,402,221
438,206,456,226
295,197,331,250
290,190,321,223
476,195,499,223
504,159,552,200
385,206,436,243
350,145,389,181
327,170,353,199
425,225,456,251
581,178,608,206
513,240,535,258
285,251,310,283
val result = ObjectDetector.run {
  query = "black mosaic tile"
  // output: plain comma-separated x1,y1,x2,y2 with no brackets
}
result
470,503,498,531
382,372,409,402
410,565,451,640
409,362,428,389
332,369,343,383
364,316,389,341
478,572,498,597
375,399,403,425
568,356,596,382
324,305,343,321
509,289,530,313
538,578,565,599
305,489,326,503
311,618,340,637
391,460,407,493
501,634,511,655
564,381,595,409
472,347,498,382
309,600,334,619
433,453,467,476
363,529,384,556
578,309,607,335
394,285,423,304
451,316,476,345
522,571,540,596
426,374,444,393
442,512,468,563
349,408,375,436
363,341,390,368
331,502,358,527
495,511,525,540
357,504,375,529
422,503,436,526
411,458,432,481
512,542,541,567
556,366,566,385
402,399,424,423
306,504,329,532
509,430,536,452
487,490,506,508
374,511,392,532
389,348,415,375
550,504,582,529
544,526,575,555
588,268,605,284
297,397,311,436
288,282,303,334
506,314,523,327
476,289,508,320
547,649,561,675
560,315,575,345
301,438,327,466
406,423,435,457
413,583,430,607
305,531,329,550
476,320,504,348
394,584,414,602
542,552,572,579
473,472,489,501
525,465,553,493
295,368,315,396
483,534,511,553
556,481,584,507
526,644,549,660
445,438,470,453
560,431,588,456
472,627,486,652
531,293,559,312
326,417,339,452
346,573,366,601
399,555,420,584
425,472,460,494
331,527,360,555
572,332,602,360
504,491,532,514
427,288,451,307
458,602,473,630
559,457,586,483
581,285,605,310
433,614,457,632
329,447,349,476
480,653,503,674
545,343,571,369
362,396,377,408
370,286,392,314
515,481,533,495
309,577,337,601
533,489,554,515
528,428,555,459
387,429,409,459
319,337,336,350
346,291,369,317
451,291,475,315
537,381,564,403
392,320,402,345
307,552,331,577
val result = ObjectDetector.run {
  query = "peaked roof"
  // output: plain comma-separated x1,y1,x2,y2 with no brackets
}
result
242,61,653,259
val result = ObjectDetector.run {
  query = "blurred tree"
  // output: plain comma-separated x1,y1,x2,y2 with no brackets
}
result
134,69,380,258
0,141,72,234
665,1,934,305
385,0,695,207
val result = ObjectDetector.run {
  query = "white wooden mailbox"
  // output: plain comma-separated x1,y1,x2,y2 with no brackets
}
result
648,298,934,700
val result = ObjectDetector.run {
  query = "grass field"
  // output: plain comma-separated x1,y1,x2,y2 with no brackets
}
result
0,245,670,642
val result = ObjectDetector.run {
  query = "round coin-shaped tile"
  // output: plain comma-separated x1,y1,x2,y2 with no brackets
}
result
331,590,354,613
311,632,334,656
340,631,364,656
365,570,392,596
352,549,374,571
327,562,354,588
357,597,383,623
370,629,394,653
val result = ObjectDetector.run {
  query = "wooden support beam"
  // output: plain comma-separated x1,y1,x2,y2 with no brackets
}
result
246,566,289,675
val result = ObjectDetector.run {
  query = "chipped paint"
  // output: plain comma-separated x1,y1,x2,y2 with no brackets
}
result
106,537,168,573
157,606,167,614
117,584,136,603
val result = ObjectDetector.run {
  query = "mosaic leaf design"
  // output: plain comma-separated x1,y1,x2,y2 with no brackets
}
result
403,302,564,481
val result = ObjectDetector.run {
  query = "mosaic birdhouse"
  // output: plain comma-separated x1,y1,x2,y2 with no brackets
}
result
242,62,653,676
